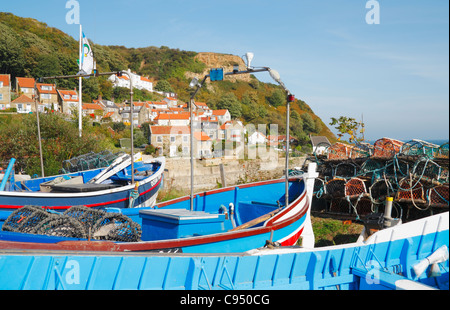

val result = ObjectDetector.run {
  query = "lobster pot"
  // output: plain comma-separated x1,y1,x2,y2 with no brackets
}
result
396,178,425,203
413,159,441,181
329,198,351,214
350,145,371,159
369,179,392,203
359,159,383,180
2,206,53,234
335,162,357,178
313,178,326,196
372,138,404,158
327,142,352,160
400,140,440,158
345,178,368,199
427,186,449,207
354,197,373,216
325,178,347,198
63,206,107,235
436,142,449,159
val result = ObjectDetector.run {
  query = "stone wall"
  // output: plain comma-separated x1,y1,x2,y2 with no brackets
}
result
159,156,306,192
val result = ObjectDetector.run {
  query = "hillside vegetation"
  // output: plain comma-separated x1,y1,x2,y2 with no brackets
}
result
0,12,336,146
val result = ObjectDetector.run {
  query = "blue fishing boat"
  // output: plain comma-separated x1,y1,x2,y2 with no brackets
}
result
0,155,165,212
0,210,447,290
0,163,319,254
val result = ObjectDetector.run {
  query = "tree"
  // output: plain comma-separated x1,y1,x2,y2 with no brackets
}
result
217,93,242,119
301,112,316,133
329,116,364,142
154,80,174,93
267,89,285,107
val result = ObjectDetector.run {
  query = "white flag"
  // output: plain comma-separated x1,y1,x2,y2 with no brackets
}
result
80,32,95,75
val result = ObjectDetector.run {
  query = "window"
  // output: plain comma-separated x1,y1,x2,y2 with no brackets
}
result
64,95,70,100
0,82,3,87
17,104,23,111
0,94,3,100
41,86,52,91
157,136,162,143
41,94,51,100
183,135,188,142
170,136,176,143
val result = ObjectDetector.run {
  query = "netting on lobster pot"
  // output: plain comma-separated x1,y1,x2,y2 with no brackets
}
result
345,178,367,199
329,198,350,214
372,138,404,158
334,162,357,178
396,178,425,203
400,140,440,158
369,179,393,204
33,215,87,239
63,206,106,234
92,213,141,242
325,178,347,199
427,186,449,207
2,206,54,234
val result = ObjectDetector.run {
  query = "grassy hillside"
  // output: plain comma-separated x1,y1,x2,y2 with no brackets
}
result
0,12,336,144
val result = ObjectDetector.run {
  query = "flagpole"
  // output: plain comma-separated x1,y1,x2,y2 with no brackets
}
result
78,24,83,138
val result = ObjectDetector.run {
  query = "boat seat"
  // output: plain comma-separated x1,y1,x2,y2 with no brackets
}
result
139,209,226,241
50,183,122,193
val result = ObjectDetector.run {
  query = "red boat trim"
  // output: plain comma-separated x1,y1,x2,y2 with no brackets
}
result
0,174,162,210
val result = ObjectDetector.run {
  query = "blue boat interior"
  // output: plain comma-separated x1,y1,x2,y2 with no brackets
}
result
0,179,305,244
7,161,161,193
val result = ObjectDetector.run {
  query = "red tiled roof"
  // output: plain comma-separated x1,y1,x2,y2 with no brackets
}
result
0,75,10,87
150,126,190,135
16,77,35,88
156,113,190,120
82,103,103,110
12,94,34,104
212,109,229,116
194,132,211,141
37,83,57,94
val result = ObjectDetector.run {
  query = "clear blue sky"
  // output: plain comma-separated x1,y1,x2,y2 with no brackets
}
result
2,0,449,141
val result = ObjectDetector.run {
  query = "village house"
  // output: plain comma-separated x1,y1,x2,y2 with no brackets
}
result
148,101,168,110
0,74,11,109
310,135,331,155
219,120,246,143
10,94,34,113
36,83,58,111
195,115,219,140
248,131,267,145
57,89,78,115
149,125,190,157
162,97,178,108
212,109,231,125
108,69,153,92
154,112,190,126
194,131,213,158
15,77,36,98
119,105,140,127
82,103,104,122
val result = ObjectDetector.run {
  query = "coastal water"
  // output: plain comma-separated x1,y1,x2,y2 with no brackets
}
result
367,139,448,146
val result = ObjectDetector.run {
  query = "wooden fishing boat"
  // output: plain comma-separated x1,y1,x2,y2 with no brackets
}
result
0,164,318,254
0,155,165,213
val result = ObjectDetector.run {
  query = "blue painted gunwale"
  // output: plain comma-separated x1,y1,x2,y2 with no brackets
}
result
0,211,447,290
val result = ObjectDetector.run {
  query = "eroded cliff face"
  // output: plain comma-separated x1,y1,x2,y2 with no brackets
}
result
186,52,252,83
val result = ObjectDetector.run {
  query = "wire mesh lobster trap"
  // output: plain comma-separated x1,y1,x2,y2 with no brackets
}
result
396,178,425,204
327,142,352,160
436,142,449,159
427,185,449,207
372,138,404,158
345,178,368,199
334,162,358,178
2,206,52,234
325,178,347,198
400,140,440,158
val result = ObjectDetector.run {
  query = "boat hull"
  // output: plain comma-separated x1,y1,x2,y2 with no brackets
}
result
0,178,311,254
0,160,164,211
0,211,447,290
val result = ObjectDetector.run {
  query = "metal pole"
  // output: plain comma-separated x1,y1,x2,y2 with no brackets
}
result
78,25,83,138
119,71,135,184
34,80,45,177
285,96,290,206
189,98,194,211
